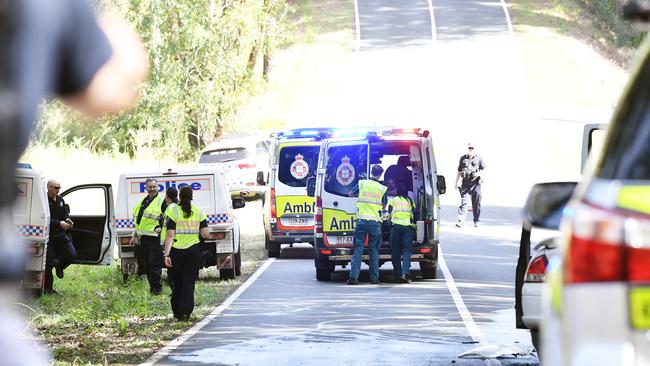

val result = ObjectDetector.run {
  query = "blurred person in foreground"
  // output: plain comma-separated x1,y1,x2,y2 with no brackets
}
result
0,0,147,364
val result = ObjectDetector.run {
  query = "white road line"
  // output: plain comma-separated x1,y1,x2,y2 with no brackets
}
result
438,246,503,366
140,258,277,366
499,0,515,37
426,0,437,43
353,0,361,52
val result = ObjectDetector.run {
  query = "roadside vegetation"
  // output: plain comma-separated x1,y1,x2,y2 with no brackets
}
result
508,0,646,67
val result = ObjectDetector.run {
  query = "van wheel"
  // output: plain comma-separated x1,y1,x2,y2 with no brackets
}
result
235,250,242,276
266,235,280,258
316,265,333,281
420,262,437,279
531,329,541,355
220,268,235,280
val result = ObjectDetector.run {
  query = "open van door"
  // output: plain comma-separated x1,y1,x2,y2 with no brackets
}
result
61,184,115,265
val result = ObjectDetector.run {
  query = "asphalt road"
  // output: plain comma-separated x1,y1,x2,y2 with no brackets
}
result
141,1,580,364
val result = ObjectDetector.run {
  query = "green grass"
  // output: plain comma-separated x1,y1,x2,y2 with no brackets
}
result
24,233,265,365
284,0,355,48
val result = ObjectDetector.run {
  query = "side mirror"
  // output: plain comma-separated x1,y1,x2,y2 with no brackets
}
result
232,197,246,209
523,182,577,229
436,175,446,195
256,171,265,186
306,177,316,197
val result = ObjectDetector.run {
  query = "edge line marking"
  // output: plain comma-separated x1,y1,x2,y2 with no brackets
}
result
140,258,277,365
427,0,437,43
353,0,361,52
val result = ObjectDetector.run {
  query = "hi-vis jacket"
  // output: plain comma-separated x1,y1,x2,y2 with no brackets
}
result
133,194,164,237
166,204,207,249
388,196,415,227
160,202,176,243
356,179,387,222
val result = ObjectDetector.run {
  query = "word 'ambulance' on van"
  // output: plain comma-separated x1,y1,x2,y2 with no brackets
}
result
308,128,447,281
115,168,245,281
260,128,335,257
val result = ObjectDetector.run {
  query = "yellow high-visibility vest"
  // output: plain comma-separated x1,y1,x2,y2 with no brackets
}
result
166,204,207,249
356,179,387,222
389,196,414,227
133,194,164,237
160,203,176,244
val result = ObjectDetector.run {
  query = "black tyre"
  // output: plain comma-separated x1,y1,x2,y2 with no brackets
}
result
220,268,235,280
235,250,242,276
316,266,333,281
266,234,280,258
531,329,541,355
420,261,437,279
122,273,129,284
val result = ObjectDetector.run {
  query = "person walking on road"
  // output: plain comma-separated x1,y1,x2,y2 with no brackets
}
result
130,178,165,295
388,185,416,283
44,180,78,294
348,164,387,285
455,142,485,228
163,186,209,321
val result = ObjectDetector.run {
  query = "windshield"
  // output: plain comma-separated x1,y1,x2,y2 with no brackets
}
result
278,145,319,188
198,147,252,164
324,144,368,197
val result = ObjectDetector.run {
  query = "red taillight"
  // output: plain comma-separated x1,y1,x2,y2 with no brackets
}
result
420,247,432,254
314,196,323,233
565,202,626,284
270,188,276,218
525,255,548,282
320,249,331,255
237,160,256,169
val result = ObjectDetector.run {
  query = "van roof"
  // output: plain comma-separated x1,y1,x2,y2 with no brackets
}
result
119,167,223,178
202,135,268,151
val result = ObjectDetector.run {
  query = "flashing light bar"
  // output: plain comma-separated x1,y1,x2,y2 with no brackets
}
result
274,127,430,140
275,128,336,140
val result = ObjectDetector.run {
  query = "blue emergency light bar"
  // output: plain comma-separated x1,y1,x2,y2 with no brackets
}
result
16,163,32,169
275,127,336,140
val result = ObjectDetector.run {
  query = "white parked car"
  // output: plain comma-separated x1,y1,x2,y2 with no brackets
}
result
198,135,271,199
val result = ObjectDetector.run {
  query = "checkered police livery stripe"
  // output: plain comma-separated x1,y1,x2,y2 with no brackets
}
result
207,214,230,224
16,225,45,237
116,218,135,229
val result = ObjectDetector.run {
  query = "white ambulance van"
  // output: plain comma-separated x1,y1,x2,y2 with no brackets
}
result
14,164,116,296
115,168,244,280
260,128,334,257
307,128,447,281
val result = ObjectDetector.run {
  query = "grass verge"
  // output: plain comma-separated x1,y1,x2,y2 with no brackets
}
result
24,233,264,365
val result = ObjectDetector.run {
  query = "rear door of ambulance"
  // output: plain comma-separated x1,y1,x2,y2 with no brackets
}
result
274,141,320,237
61,184,116,265
320,139,369,249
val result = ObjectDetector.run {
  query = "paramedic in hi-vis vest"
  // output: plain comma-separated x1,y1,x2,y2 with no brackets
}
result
388,185,416,283
130,178,165,295
348,165,387,285
163,186,209,321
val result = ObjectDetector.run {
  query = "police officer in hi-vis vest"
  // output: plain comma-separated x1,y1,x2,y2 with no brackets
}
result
160,187,178,288
388,185,416,283
163,186,209,321
130,178,166,294
348,164,387,285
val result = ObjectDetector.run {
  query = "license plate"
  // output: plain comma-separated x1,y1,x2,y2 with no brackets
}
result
281,217,313,226
630,287,650,329
329,235,353,245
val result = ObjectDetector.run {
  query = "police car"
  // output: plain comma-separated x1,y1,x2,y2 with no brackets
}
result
530,4,650,363
307,127,446,281
197,135,271,199
115,168,245,280
260,128,335,257
14,164,116,296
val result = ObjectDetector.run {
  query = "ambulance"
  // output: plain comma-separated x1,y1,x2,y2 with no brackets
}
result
260,128,335,257
115,168,245,281
14,164,116,296
307,128,447,281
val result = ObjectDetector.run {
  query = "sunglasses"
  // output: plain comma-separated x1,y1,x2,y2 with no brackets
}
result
49,186,61,190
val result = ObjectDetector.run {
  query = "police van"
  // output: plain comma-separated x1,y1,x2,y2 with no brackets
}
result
260,128,335,257
307,128,447,281
115,168,245,280
14,164,116,296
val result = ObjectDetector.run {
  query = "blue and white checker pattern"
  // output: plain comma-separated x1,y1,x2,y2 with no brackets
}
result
116,218,135,229
16,225,45,237
207,214,230,224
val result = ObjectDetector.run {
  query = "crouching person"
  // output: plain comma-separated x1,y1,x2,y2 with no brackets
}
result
162,186,209,321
